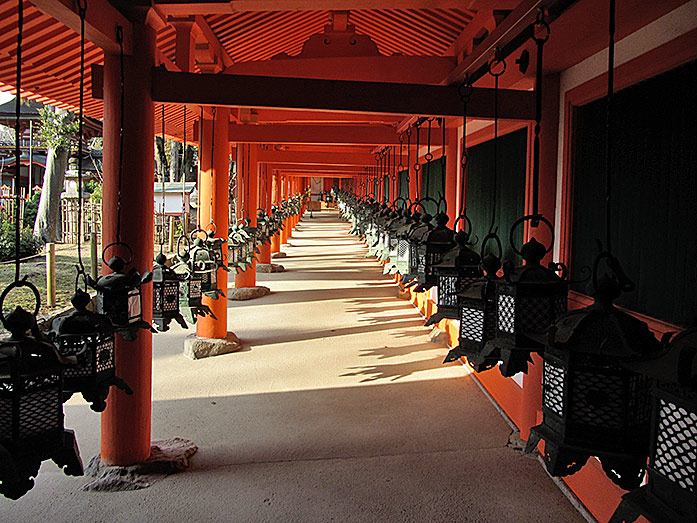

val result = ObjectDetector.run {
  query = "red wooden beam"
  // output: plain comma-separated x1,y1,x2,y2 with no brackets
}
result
148,68,536,119
32,0,133,54
259,150,374,166
228,124,400,145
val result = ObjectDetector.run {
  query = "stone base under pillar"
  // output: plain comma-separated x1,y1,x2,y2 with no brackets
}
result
81,438,198,492
429,327,450,346
271,251,287,258
184,332,242,360
256,263,285,273
228,286,271,301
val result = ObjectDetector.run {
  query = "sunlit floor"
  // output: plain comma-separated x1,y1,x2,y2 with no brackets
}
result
3,210,584,522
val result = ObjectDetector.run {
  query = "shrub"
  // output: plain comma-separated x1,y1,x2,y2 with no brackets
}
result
0,217,43,262
23,190,41,228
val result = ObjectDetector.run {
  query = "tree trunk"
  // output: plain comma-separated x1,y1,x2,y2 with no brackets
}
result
182,145,195,182
169,140,182,181
34,146,69,243
155,136,168,181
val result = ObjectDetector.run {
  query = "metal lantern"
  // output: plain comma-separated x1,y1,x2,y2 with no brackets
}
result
484,216,568,377
387,208,416,276
0,281,83,500
172,237,215,323
49,288,132,412
87,242,154,342
189,238,224,299
443,233,502,370
402,209,433,286
152,253,187,332
525,252,662,491
426,217,481,326
414,210,455,293
610,327,697,522
194,225,229,273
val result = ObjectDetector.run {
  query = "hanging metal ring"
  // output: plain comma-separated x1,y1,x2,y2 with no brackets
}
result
458,79,473,103
509,214,554,256
205,222,217,236
177,234,191,258
0,278,41,325
101,241,134,266
190,228,207,242
480,230,503,260
533,9,551,44
488,51,507,77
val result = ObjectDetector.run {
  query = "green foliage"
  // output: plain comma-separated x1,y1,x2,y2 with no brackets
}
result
0,217,42,262
37,106,78,150
89,181,102,202
23,190,41,228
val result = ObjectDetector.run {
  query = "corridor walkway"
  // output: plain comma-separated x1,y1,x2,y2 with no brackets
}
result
3,211,584,522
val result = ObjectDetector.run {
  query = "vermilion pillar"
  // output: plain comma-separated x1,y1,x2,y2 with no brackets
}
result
197,107,230,339
280,175,288,245
235,143,258,288
101,22,155,466
258,165,271,264
271,171,280,254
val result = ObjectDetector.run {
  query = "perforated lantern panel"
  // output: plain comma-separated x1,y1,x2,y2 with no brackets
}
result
59,334,115,379
518,294,568,333
461,307,485,343
498,294,515,334
163,281,179,312
439,275,458,307
189,279,202,300
0,374,62,442
543,361,566,417
398,240,409,260
653,400,697,492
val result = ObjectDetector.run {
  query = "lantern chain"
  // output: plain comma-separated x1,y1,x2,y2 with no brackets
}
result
413,122,421,201
405,128,411,202
13,0,23,283
531,9,550,228
440,117,446,213
605,0,615,253
488,49,506,235
459,75,473,222
209,106,216,226
160,103,166,254
116,25,125,245
75,0,87,284
181,105,187,217
424,118,433,203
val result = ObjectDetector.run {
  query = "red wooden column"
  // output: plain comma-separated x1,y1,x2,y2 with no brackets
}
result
280,175,288,245
445,127,460,223
101,22,155,466
520,74,560,441
258,165,271,264
197,107,230,339
236,144,258,288
270,171,281,254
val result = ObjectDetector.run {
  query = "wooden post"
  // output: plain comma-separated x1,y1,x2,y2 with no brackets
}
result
90,232,98,281
168,215,175,253
46,243,55,307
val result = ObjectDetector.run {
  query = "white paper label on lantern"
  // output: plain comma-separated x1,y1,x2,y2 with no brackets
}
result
128,289,142,323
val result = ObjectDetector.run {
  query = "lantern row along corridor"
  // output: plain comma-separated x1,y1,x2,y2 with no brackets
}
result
2,211,585,522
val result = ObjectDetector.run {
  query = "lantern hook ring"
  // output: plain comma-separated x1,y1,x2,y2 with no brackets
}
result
453,213,474,238
509,214,555,256
592,248,635,295
480,230,503,260
101,241,134,266
0,277,41,325
205,222,217,236
177,234,191,258
189,228,207,242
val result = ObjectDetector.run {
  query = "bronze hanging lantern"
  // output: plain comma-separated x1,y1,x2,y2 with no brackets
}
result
402,205,433,286
188,236,224,299
414,209,455,293
87,242,154,342
172,236,215,323
525,251,661,490
49,287,132,412
483,215,568,377
152,253,187,332
443,233,502,370
0,281,83,500
611,327,697,523
426,216,481,326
